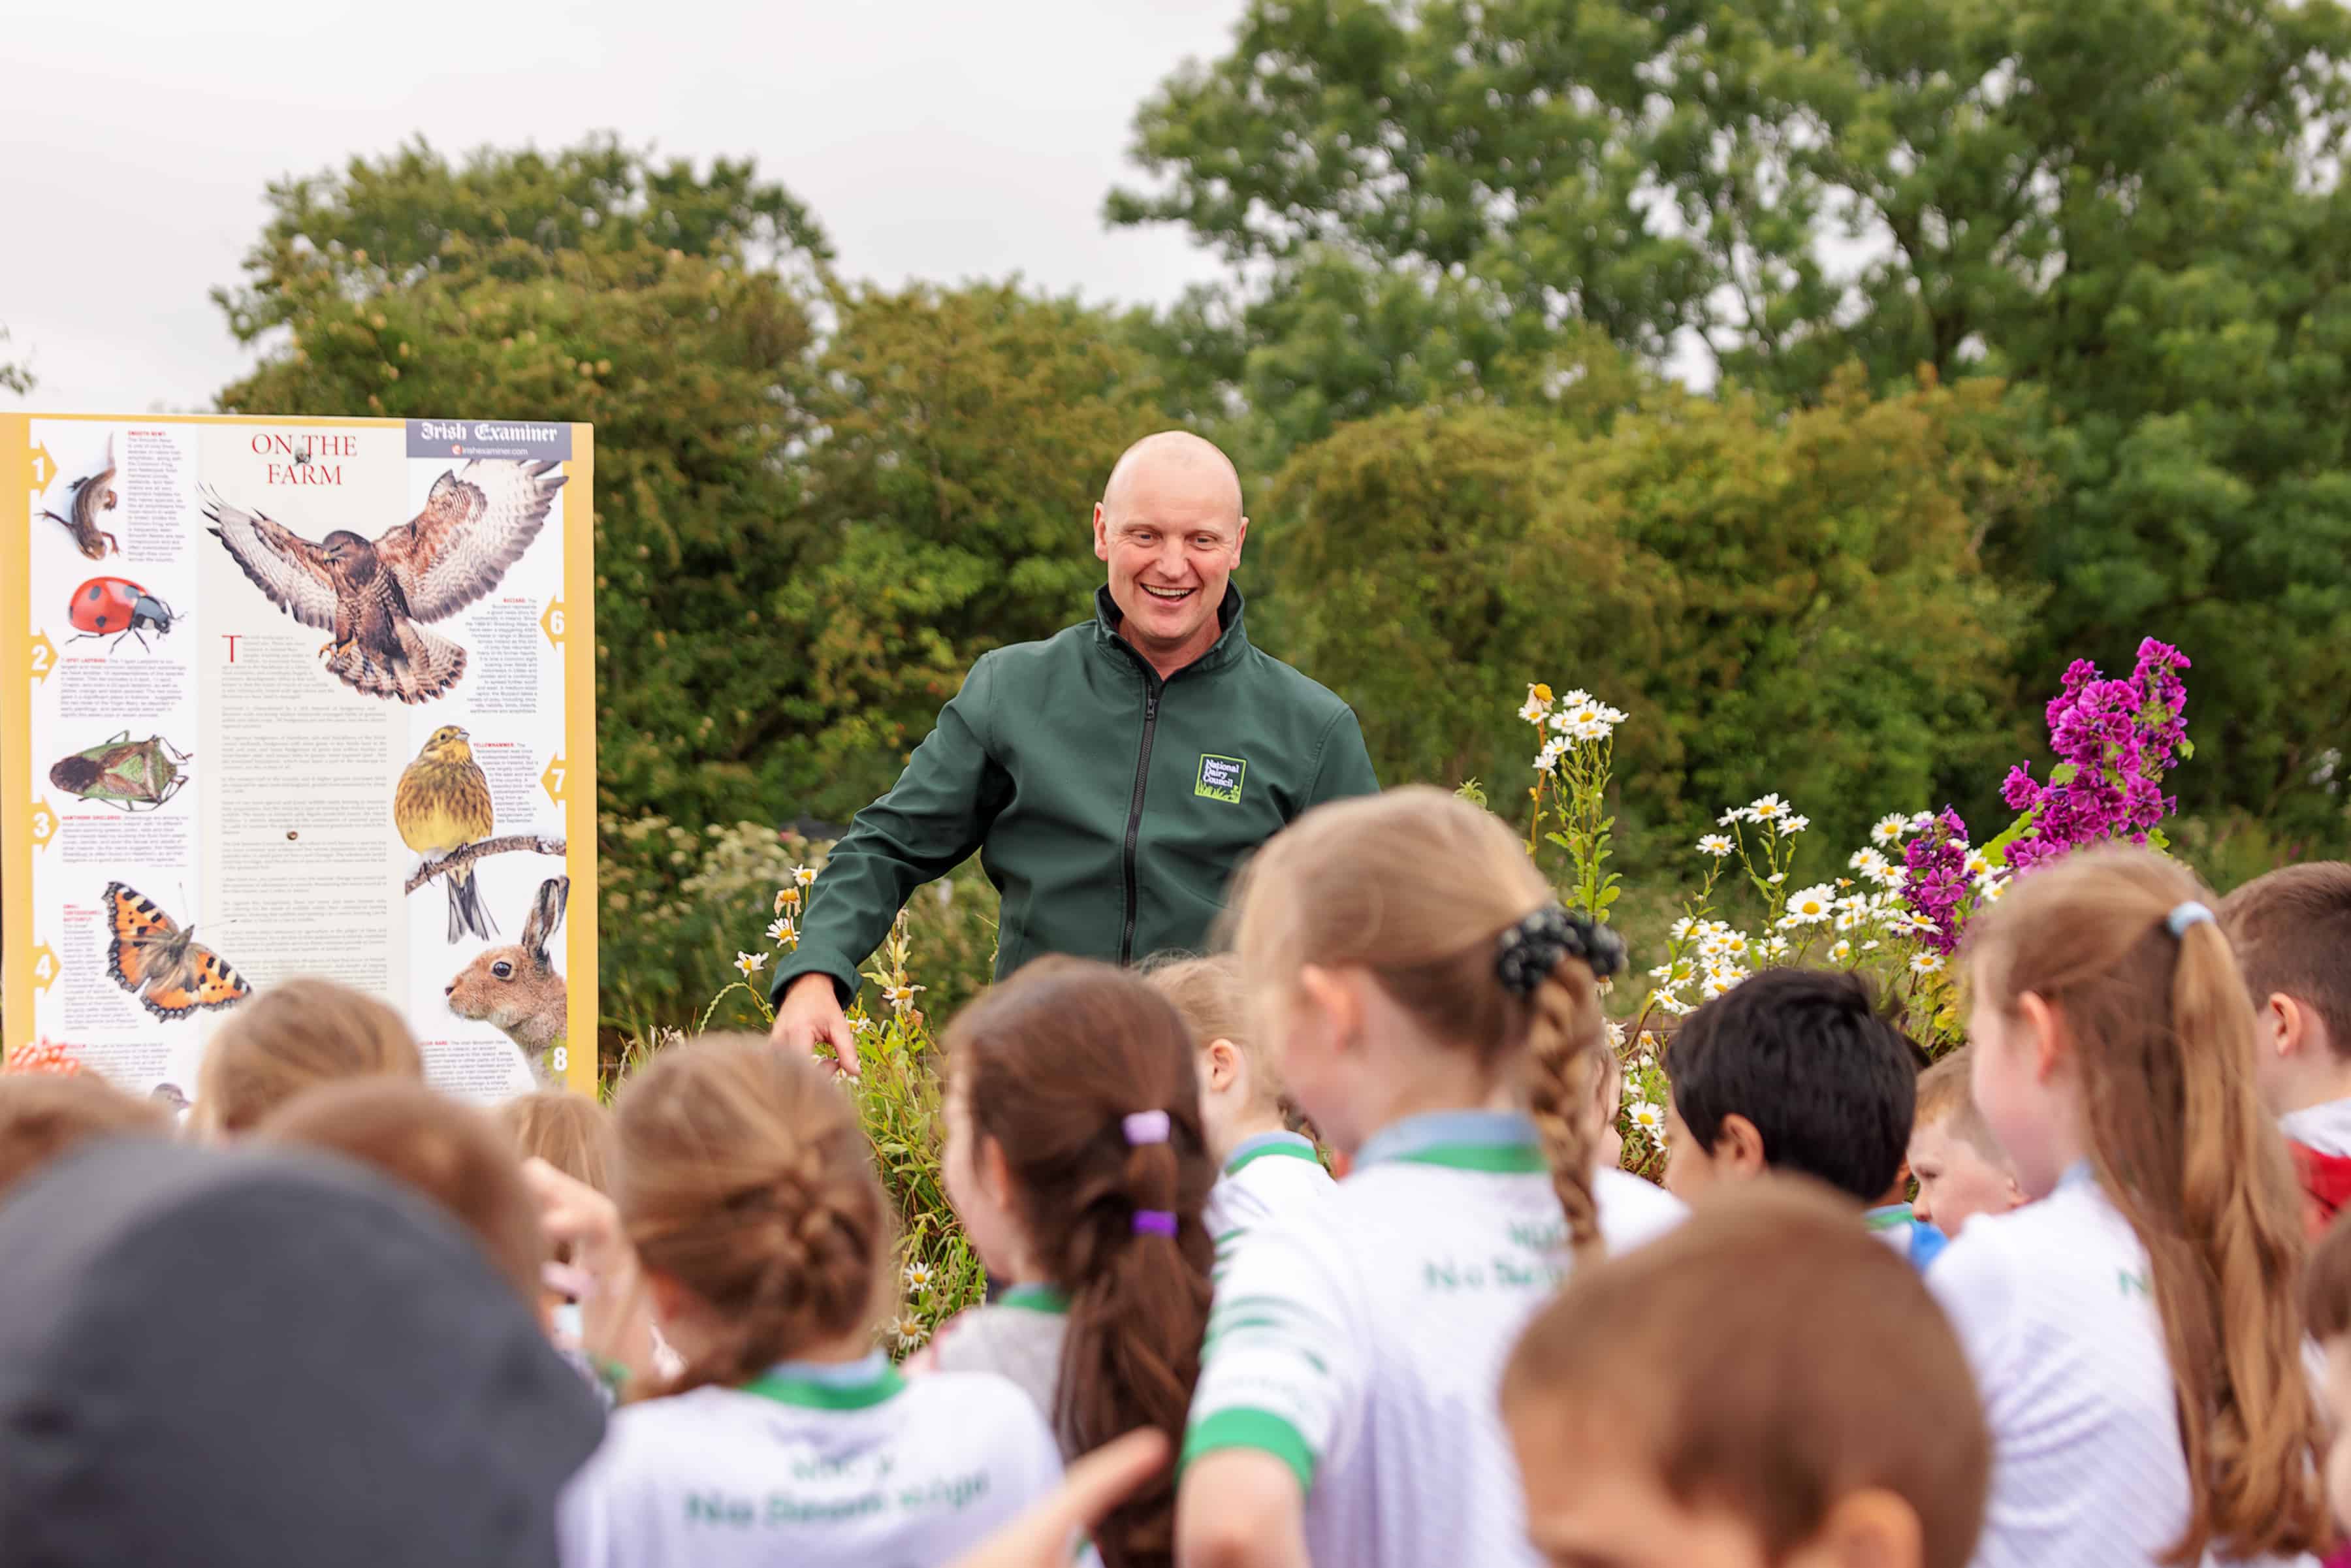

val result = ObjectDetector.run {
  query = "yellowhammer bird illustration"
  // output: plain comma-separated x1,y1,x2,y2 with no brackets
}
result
396,725,497,943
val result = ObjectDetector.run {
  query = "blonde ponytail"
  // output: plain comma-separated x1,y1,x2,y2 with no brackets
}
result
1968,850,2328,1562
1524,967,1605,1258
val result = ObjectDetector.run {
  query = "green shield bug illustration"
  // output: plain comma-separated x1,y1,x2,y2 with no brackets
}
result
48,731,191,812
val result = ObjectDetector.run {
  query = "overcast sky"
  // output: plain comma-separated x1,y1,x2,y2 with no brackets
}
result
1,0,1249,415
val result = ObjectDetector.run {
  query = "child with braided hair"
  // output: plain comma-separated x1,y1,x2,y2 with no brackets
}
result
915,955,1218,1568
1176,786,1685,1568
552,1032,1062,1568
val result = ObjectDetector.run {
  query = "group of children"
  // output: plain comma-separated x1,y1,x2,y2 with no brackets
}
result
7,786,2351,1568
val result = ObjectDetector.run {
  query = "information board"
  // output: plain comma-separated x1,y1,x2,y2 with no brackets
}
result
1,412,597,1104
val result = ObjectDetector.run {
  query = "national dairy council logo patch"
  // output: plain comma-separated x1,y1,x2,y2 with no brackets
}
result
1196,754,1247,804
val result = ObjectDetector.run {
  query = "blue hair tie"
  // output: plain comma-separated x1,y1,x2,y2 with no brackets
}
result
2166,901,2215,939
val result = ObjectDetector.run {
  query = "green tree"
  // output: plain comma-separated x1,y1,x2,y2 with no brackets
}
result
216,136,828,837
767,281,1170,820
1272,369,2038,852
1113,0,2351,845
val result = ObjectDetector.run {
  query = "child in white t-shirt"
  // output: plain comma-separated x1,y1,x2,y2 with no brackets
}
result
1175,786,1685,1568
1143,953,1334,1251
914,956,1218,1568
1933,846,2330,1567
2220,863,2351,1236
551,1033,1062,1568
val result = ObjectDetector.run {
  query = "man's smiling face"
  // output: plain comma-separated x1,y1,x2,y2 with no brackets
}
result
1093,434,1247,673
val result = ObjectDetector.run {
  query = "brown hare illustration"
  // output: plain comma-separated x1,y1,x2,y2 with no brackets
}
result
445,876,569,1086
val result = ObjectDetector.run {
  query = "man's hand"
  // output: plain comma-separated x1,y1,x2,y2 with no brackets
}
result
769,971,861,1080
948,1428,1170,1568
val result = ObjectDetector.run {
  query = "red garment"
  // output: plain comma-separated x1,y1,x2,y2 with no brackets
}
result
2290,1140,2351,1240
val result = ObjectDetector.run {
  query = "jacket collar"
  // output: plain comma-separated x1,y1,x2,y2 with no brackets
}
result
1093,583,1249,679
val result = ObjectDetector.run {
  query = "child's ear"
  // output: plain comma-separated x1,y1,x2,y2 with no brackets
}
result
1205,1038,1244,1095
2271,993,2330,1063
1716,1112,1769,1179
982,1133,1019,1211
2017,991,2066,1083
1788,1489,1925,1568
1298,965,1362,1054
645,1269,695,1328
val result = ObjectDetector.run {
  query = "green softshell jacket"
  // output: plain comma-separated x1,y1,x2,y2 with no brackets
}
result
773,586,1380,1005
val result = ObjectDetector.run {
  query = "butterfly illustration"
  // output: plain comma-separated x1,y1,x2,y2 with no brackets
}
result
104,882,250,1021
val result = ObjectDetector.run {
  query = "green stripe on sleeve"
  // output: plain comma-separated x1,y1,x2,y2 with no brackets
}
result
1181,1407,1317,1492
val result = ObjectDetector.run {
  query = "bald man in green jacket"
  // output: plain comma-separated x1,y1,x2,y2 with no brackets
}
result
769,431,1379,1074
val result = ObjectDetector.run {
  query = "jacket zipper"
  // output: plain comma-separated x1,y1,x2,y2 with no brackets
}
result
1120,675,1164,965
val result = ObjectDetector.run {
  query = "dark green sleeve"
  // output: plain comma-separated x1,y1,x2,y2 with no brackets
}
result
1304,704,1379,808
773,657,1004,1008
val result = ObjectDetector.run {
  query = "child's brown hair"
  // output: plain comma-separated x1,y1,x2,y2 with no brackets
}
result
0,1072,168,1198
195,977,423,1137
2304,1205,2351,1343
611,1032,893,1399
1913,1046,2004,1165
945,957,1215,1568
497,1089,614,1193
1502,1178,1989,1568
1967,844,2328,1561
1226,785,1610,1255
2218,861,2351,1055
257,1078,545,1307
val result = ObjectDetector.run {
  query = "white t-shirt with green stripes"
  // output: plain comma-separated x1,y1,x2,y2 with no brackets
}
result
556,1352,1062,1568
1205,1130,1335,1247
1183,1110,1687,1568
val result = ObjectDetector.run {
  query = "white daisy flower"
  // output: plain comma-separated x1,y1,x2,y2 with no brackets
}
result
1669,916,1699,941
1828,938,1853,963
1747,794,1788,822
904,1260,936,1293
1782,885,1835,924
1695,833,1735,857
734,950,769,978
1535,739,1567,773
1910,952,1946,976
1657,993,1694,1016
890,1311,927,1351
1870,814,1911,846
1776,814,1810,837
1629,1102,1667,1135
793,865,819,888
1964,850,1992,878
1761,935,1791,959
1861,940,1882,952
883,983,925,1013
1719,807,1750,826
767,917,797,946
1518,686,1552,723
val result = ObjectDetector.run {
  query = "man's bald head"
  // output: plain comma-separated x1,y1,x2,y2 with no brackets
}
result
1100,431,1243,524
1092,430,1249,677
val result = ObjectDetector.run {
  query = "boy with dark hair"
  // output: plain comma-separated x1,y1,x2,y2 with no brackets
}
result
1503,1179,1989,1568
2218,863,2351,1237
1664,967,1942,1268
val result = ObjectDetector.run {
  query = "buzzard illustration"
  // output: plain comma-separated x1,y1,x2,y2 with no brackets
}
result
202,459,564,704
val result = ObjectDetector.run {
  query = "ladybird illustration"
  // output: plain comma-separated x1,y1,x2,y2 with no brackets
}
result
67,577,179,652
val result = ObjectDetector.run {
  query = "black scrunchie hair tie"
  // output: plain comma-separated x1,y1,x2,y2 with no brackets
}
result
1495,904,1626,997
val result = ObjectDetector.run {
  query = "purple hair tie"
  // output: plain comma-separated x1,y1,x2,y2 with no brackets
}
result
1122,1110,1170,1145
1132,1210,1178,1237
